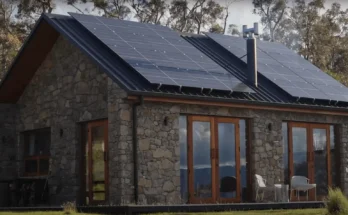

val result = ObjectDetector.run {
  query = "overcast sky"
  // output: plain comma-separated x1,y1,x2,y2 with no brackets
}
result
53,0,348,34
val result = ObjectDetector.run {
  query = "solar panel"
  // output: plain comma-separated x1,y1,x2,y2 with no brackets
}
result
69,13,254,93
206,32,348,102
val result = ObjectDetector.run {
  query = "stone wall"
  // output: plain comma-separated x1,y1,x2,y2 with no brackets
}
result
0,104,17,181
115,102,348,205
16,35,108,205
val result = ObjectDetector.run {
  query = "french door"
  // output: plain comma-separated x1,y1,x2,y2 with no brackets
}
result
81,120,109,205
187,116,244,203
288,122,331,201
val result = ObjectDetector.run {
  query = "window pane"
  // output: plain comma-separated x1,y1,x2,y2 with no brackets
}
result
179,116,188,202
25,160,38,174
313,128,328,196
93,192,105,201
91,125,106,202
330,125,337,188
240,120,248,201
218,122,236,198
193,121,212,198
35,130,50,155
39,159,49,174
282,122,288,184
292,127,308,197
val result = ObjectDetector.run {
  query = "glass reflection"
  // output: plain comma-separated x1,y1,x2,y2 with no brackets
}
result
193,121,212,198
91,126,105,201
240,120,247,201
292,127,308,197
179,116,188,201
313,128,328,196
282,122,289,185
330,125,337,188
218,122,236,198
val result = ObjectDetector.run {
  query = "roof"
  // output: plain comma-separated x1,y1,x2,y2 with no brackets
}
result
0,13,348,112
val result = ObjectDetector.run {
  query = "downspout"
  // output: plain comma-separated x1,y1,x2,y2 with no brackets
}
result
132,95,143,204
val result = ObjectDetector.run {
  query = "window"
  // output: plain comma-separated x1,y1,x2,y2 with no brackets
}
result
23,128,50,176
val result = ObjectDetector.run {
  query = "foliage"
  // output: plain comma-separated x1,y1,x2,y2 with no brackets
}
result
169,0,224,34
325,187,348,215
209,23,224,33
0,0,26,80
62,201,77,214
252,0,288,42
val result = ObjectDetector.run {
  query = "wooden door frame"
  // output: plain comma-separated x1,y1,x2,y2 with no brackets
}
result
187,115,215,204
84,119,109,205
288,122,331,201
187,115,242,204
215,117,241,203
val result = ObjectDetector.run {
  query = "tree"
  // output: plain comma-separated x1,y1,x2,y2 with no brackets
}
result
169,0,224,34
68,0,132,19
131,0,168,24
15,0,55,31
222,0,243,34
209,23,224,33
227,23,240,36
289,0,324,60
0,0,24,80
252,0,287,42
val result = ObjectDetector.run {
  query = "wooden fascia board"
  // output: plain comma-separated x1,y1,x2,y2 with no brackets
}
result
127,95,348,116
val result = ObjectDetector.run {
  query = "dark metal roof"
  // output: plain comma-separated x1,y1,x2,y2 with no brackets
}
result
2,13,348,111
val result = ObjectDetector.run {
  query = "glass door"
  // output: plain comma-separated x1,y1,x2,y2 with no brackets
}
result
288,122,310,201
187,116,243,203
216,118,240,203
288,122,332,201
83,120,109,205
311,125,330,200
188,116,215,203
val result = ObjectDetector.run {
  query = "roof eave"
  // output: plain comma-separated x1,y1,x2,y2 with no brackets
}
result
127,90,348,114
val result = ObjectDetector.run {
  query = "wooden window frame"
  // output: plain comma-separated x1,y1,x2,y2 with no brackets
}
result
22,128,51,177
81,119,109,205
187,115,248,204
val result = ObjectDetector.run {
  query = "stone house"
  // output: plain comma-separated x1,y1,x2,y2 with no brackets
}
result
0,13,347,206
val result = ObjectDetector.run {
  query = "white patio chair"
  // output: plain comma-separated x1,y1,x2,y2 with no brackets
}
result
255,174,272,201
290,176,316,201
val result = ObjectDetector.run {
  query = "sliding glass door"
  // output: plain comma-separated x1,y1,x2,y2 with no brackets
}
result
186,116,247,203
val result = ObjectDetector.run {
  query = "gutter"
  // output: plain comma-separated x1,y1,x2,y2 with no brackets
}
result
132,95,143,204
127,92,348,116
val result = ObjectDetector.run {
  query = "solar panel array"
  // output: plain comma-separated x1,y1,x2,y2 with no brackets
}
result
69,13,254,93
206,33,348,102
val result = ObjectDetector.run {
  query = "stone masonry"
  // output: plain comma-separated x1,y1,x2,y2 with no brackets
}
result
0,104,17,181
115,103,348,204
16,35,108,205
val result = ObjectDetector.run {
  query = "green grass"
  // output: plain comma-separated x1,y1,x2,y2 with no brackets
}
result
0,212,100,215
0,208,325,215
149,208,326,215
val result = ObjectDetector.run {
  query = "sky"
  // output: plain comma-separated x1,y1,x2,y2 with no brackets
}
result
53,0,348,35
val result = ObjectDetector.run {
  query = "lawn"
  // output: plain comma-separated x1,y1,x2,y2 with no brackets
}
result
0,212,99,215
0,208,326,215
152,208,326,215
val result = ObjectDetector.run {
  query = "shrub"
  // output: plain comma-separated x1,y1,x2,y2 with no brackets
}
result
326,187,348,215
62,201,77,215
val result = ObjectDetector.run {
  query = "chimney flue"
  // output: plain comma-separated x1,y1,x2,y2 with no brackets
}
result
242,23,258,87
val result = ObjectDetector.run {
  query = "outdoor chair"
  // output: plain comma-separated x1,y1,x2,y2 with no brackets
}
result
290,176,316,201
255,174,272,201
